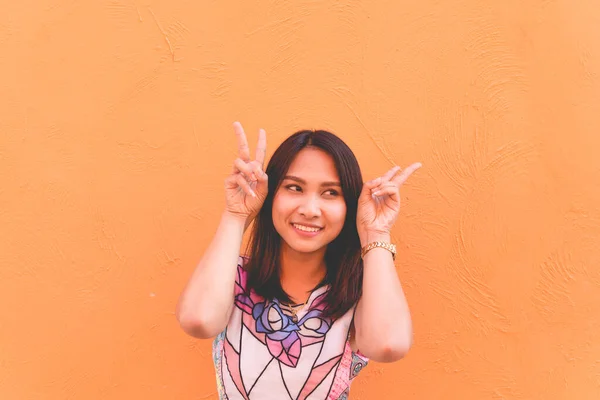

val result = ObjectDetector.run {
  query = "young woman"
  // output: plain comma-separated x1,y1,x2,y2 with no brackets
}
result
177,122,421,399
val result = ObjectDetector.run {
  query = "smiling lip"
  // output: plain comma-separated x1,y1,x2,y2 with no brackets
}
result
291,223,323,237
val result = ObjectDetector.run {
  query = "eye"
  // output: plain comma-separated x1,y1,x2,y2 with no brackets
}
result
285,184,302,192
323,189,340,197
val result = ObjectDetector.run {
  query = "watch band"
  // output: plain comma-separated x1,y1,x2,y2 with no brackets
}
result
360,241,396,260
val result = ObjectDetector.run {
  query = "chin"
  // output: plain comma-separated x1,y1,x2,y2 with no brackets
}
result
283,240,327,255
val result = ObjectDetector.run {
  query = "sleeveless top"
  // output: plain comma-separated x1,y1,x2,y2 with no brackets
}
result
212,257,368,400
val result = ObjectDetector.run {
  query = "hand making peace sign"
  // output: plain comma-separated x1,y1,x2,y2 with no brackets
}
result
357,163,422,241
224,122,268,223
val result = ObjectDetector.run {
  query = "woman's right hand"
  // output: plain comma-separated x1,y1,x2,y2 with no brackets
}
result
224,122,268,224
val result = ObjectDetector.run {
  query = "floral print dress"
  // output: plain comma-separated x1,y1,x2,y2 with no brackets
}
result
212,257,368,400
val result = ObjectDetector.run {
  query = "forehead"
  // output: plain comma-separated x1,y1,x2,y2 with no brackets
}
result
286,147,340,181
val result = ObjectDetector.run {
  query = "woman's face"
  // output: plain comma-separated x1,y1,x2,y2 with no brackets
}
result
272,147,347,255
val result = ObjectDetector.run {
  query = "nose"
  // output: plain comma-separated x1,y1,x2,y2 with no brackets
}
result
298,194,321,219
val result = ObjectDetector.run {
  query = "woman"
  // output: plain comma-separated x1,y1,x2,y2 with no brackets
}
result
177,122,420,399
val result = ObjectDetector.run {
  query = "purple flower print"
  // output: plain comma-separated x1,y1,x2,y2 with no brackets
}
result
252,301,302,367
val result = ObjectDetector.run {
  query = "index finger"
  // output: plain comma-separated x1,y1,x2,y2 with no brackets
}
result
233,122,251,162
255,128,267,167
392,162,422,186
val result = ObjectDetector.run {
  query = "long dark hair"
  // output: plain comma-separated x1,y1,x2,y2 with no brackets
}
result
244,129,364,319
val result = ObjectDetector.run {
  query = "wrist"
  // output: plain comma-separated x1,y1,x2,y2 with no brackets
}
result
221,211,248,229
360,230,391,247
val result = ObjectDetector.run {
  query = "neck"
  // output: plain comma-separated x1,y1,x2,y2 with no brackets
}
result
279,243,327,304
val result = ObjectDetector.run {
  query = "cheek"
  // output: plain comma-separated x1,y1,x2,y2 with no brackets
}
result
272,192,293,227
273,190,290,210
271,194,283,224
326,201,347,227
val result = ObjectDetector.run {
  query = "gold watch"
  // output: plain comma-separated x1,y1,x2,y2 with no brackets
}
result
360,241,396,260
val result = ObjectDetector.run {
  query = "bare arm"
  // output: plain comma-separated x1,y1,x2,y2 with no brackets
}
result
176,122,268,339
176,212,246,338
354,231,412,362
354,163,421,362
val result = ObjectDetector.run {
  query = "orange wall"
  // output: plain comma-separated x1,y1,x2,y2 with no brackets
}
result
1,0,600,399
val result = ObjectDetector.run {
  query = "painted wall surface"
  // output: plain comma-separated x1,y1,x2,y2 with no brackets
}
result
1,0,599,399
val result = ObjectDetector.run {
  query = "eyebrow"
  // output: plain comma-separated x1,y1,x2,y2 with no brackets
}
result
283,175,341,187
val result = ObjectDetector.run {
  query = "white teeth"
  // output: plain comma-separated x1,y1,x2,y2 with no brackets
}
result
293,224,321,232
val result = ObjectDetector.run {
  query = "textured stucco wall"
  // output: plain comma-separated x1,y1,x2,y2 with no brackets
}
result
1,0,600,399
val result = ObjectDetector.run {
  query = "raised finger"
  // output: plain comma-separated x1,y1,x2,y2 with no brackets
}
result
363,177,382,191
255,128,267,167
235,173,257,198
371,181,396,195
392,162,422,186
233,121,251,162
381,165,402,183
371,181,396,191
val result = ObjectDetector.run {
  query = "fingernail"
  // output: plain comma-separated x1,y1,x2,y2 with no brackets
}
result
251,190,257,197
373,190,381,196
251,173,257,181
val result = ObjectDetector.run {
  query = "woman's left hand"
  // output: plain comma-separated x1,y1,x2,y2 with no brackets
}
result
356,163,422,243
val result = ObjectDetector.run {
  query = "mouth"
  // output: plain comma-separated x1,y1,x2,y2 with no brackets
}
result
291,223,323,235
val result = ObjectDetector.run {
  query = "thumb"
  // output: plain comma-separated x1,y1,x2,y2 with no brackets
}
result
358,177,381,202
362,177,381,193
